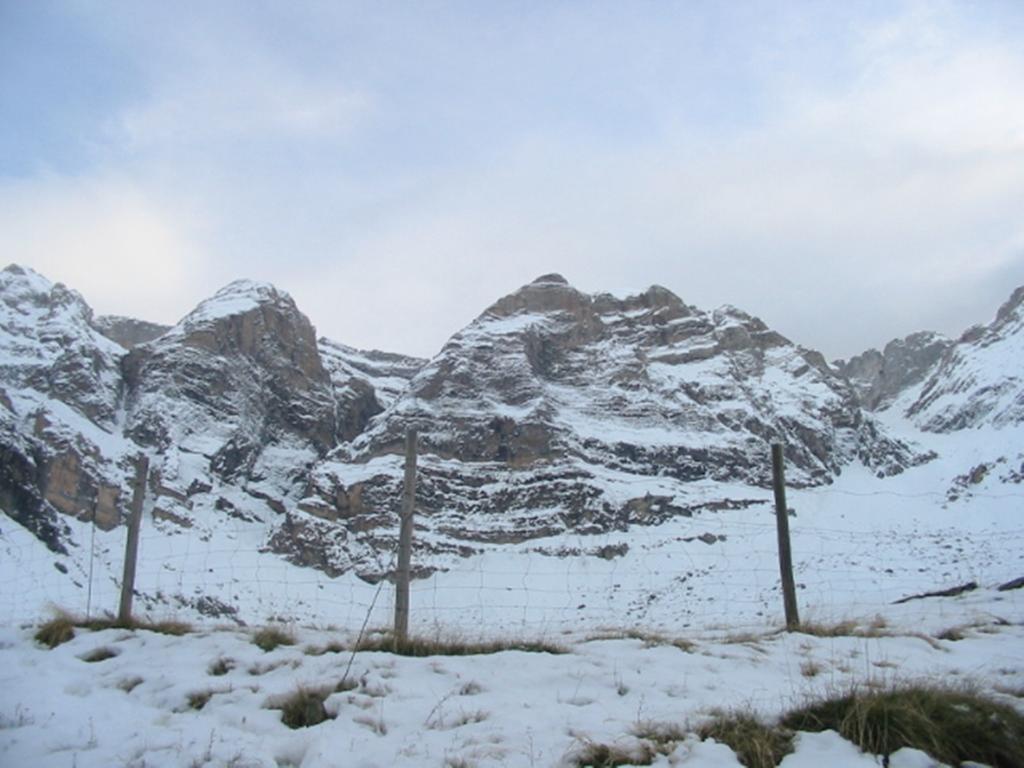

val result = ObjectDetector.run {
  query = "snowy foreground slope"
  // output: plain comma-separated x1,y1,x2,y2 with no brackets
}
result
1,585,1022,768
1,265,1023,766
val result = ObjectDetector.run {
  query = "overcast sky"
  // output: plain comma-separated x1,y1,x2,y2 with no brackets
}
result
2,1,1023,360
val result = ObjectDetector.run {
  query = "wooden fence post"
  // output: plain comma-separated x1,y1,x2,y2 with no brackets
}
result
394,430,417,646
771,443,800,631
118,455,149,626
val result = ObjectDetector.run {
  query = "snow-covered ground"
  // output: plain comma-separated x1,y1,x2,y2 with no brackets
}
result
2,422,1023,766
1,595,1021,767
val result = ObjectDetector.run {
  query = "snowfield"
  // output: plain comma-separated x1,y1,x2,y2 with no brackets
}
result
2,426,1023,767
1,595,1022,768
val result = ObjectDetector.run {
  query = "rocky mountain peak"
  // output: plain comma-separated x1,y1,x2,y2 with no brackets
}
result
994,285,1024,326
123,279,337,495
156,278,325,382
906,284,1024,431
0,264,123,428
835,331,952,411
531,273,569,285
92,315,170,349
484,273,591,321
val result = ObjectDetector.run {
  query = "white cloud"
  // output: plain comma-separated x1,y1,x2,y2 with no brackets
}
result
0,174,212,324
300,3,1024,358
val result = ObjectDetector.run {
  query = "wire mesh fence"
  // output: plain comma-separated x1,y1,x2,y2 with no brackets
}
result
3,480,1023,639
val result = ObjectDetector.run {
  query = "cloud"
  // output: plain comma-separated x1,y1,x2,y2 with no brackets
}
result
293,2,1024,358
0,174,212,324
3,2,1022,361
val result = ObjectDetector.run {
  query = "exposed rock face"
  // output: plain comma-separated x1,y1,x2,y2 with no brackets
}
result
0,265,124,428
906,286,1024,431
9,264,1017,589
92,315,170,349
0,265,132,542
355,275,917,481
835,332,952,410
293,275,925,571
123,281,340,498
318,340,426,441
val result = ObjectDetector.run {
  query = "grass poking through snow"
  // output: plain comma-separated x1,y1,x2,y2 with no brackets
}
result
251,626,296,652
782,683,1024,767
697,710,793,768
353,633,566,657
34,614,75,648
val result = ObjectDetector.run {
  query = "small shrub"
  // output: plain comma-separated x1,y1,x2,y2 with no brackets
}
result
335,677,359,693
145,619,192,636
117,676,144,693
208,657,235,676
586,628,696,652
782,683,1024,767
936,626,967,642
354,633,566,657
35,615,75,648
76,615,192,635
570,740,656,767
304,640,346,656
630,721,687,747
81,646,119,663
187,690,214,710
697,710,793,768
797,620,859,638
800,660,823,678
252,626,295,652
276,686,333,729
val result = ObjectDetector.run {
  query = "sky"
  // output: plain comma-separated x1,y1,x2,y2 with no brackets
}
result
1,0,1023,360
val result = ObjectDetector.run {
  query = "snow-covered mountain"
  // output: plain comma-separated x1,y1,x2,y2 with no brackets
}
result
1,263,1021,611
292,274,929,575
836,285,1024,432
906,286,1024,431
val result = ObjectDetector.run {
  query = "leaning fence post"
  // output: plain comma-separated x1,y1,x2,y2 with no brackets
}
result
393,430,417,647
118,454,149,626
771,443,800,631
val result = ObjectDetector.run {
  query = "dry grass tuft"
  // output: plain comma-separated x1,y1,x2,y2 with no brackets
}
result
569,739,657,767
782,683,1024,767
697,710,793,768
354,632,566,657
586,628,696,653
274,686,334,729
34,614,76,648
80,646,119,663
208,657,235,676
800,659,824,678
252,626,296,652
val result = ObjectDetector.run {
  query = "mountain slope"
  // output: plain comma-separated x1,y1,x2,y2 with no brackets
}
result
293,274,927,575
905,286,1024,431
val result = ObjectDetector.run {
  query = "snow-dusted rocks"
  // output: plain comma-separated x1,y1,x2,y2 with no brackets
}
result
91,314,169,349
2,264,1022,594
0,265,134,546
297,275,924,573
906,286,1024,431
834,331,952,411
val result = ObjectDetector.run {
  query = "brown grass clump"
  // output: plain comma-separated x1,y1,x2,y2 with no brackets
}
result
275,686,334,729
782,683,1024,767
354,633,566,657
80,646,119,663
252,625,296,652
697,710,793,768
34,614,75,648
569,740,656,767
